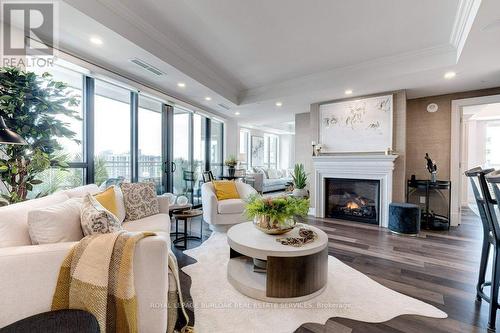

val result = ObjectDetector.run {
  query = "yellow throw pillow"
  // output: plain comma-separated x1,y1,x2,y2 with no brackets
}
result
212,181,240,201
93,186,118,217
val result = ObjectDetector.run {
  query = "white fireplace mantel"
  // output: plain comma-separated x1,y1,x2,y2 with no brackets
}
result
312,154,399,228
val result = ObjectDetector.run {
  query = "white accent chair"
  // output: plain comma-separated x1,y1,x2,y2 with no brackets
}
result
201,182,257,231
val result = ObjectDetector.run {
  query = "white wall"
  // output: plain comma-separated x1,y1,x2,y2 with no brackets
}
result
294,112,313,205
462,118,488,206
224,118,239,159
279,134,295,169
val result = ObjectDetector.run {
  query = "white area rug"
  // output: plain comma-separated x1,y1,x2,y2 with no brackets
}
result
182,232,447,333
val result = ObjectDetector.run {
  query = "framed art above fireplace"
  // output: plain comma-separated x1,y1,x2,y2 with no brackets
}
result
319,94,393,153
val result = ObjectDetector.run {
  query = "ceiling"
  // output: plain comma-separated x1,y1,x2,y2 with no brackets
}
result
44,1,500,131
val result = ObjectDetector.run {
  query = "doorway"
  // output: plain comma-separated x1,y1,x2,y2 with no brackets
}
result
451,95,500,225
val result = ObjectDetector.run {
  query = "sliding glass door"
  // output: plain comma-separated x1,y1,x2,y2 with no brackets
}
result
171,107,221,205
173,107,192,201
138,95,163,193
193,114,206,205
211,120,224,177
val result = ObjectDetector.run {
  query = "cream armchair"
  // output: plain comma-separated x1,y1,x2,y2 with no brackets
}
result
201,182,257,231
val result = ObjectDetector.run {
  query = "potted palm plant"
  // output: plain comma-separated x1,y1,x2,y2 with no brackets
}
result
292,163,308,198
245,195,309,234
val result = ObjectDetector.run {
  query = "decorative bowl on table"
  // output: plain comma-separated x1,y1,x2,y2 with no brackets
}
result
253,215,296,235
245,195,310,235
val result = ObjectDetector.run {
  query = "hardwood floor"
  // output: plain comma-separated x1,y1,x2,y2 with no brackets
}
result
172,209,492,332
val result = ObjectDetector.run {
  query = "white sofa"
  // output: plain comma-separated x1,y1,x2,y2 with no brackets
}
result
0,184,172,332
201,181,256,231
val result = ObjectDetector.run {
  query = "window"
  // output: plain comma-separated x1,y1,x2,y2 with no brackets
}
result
268,135,278,169
239,130,249,169
138,95,163,193
27,63,85,197
94,80,131,185
211,120,224,177
31,168,84,198
486,122,500,169
24,58,225,197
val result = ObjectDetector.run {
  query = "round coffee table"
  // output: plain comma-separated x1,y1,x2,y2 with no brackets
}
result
227,222,328,303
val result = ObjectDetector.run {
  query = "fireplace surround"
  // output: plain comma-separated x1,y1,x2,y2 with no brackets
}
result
312,154,398,227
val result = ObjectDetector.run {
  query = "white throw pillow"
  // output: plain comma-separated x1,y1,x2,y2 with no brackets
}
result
27,198,84,245
113,185,127,223
267,169,280,179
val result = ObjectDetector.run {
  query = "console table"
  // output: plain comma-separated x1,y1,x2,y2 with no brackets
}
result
227,222,328,303
406,179,451,230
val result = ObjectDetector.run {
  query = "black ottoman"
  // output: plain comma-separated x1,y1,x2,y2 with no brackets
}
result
388,203,421,236
0,310,99,333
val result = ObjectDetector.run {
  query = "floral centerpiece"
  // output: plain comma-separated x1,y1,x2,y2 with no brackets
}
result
245,194,310,234
224,155,238,177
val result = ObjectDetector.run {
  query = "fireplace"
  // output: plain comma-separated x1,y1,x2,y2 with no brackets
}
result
324,178,380,224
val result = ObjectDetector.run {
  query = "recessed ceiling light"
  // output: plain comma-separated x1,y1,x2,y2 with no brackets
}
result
205,97,212,101
89,36,103,45
234,112,240,115
275,101,283,107
444,71,456,79
177,82,186,88
345,89,353,95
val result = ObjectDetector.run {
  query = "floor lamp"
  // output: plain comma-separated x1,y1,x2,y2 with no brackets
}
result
0,116,27,145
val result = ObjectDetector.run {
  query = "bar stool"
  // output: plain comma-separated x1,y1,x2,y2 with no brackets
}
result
465,167,496,307
481,169,500,332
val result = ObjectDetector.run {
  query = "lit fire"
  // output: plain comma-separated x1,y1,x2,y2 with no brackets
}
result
345,201,360,210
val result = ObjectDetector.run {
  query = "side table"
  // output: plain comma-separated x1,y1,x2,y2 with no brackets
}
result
172,209,203,249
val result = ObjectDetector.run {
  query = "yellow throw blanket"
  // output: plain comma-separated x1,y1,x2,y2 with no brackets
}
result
52,231,153,333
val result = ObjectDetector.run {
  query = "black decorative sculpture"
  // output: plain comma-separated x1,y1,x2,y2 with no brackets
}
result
425,153,438,182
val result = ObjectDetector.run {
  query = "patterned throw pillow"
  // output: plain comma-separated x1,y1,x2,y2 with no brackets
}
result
121,182,160,221
80,194,122,236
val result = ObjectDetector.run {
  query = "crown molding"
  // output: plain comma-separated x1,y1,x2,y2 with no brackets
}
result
449,0,482,61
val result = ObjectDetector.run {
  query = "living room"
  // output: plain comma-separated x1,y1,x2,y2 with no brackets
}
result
2,1,500,332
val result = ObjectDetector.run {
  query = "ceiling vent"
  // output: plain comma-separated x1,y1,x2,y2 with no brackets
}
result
218,103,230,110
129,58,165,76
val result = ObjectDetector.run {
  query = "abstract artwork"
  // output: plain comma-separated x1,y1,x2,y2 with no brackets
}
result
319,95,393,153
251,136,265,167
